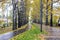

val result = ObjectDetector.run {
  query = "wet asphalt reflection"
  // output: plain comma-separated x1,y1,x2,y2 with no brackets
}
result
0,26,28,40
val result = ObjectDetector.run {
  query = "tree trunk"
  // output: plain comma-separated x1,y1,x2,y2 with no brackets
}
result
46,0,48,25
12,0,18,30
40,0,43,32
50,0,53,26
18,0,26,28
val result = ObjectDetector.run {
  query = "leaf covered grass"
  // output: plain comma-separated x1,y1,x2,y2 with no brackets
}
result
11,24,46,40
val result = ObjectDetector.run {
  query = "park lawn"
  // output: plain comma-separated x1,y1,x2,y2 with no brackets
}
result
0,26,12,34
10,24,46,40
0,24,27,34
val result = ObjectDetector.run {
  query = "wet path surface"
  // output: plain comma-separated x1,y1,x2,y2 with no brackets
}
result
0,26,28,40
43,25,60,40
0,32,14,40
35,24,60,40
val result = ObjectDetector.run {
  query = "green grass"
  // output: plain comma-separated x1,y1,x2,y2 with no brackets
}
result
11,24,46,40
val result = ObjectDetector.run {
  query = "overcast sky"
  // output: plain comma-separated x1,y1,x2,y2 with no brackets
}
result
53,2,60,8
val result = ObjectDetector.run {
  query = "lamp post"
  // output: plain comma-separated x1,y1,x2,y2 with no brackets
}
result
40,0,43,32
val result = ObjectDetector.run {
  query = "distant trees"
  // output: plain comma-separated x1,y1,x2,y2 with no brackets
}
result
0,0,60,30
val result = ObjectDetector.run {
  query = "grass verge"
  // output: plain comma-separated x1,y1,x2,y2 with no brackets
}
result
10,24,46,40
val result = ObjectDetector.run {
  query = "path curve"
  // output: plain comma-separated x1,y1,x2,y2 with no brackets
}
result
0,25,28,40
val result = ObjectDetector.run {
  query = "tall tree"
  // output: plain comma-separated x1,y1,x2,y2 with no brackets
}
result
12,0,18,30
18,0,26,28
46,0,48,25
40,0,43,32
50,0,53,26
